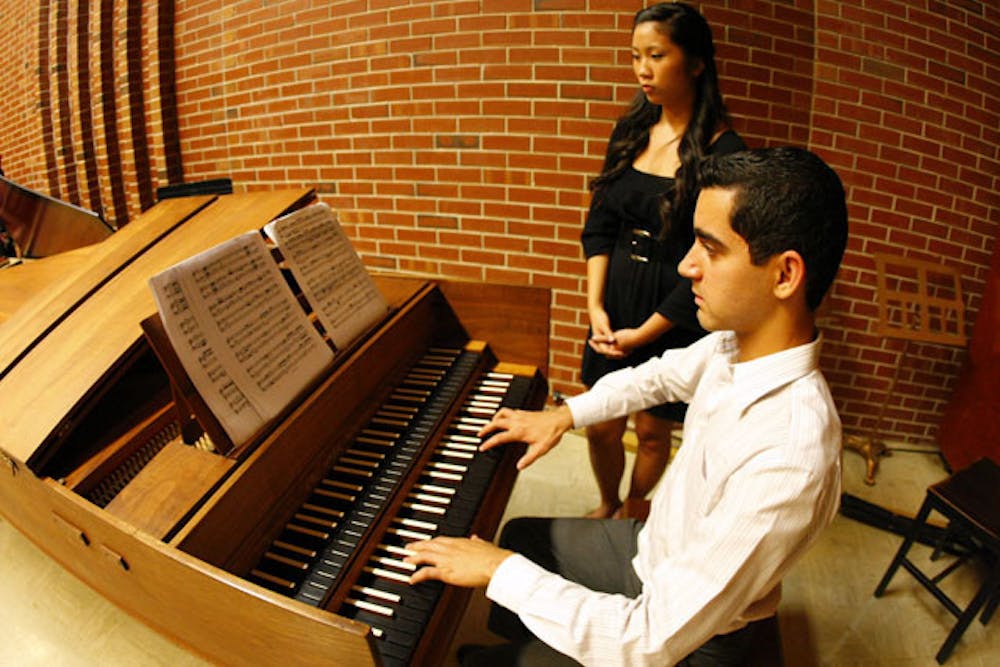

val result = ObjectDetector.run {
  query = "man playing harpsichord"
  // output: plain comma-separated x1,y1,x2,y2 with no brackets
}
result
406,147,849,667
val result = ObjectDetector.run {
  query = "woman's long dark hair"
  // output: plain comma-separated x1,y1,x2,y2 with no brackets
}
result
590,2,732,240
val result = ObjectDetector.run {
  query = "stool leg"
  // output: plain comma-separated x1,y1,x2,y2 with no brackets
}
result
875,496,934,597
979,571,1000,625
935,573,998,664
930,521,953,561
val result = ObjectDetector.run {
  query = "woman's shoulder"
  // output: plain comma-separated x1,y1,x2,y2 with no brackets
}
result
708,129,747,155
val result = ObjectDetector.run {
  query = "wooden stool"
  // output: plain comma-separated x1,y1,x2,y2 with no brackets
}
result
874,457,1000,663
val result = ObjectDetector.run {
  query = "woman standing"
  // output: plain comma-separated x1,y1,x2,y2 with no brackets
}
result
582,2,745,518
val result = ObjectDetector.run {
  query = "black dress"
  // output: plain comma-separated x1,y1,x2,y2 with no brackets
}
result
580,130,746,421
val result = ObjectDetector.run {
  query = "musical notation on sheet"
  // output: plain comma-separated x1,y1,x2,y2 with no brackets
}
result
149,232,335,445
265,203,389,349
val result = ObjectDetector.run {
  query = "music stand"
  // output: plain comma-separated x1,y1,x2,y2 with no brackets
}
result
844,254,966,485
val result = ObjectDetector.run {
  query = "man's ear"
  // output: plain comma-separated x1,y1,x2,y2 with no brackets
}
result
773,250,806,302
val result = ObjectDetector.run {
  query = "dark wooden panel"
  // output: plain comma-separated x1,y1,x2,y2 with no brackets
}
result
938,227,1000,470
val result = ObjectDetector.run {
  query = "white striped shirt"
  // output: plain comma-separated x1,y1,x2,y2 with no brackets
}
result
487,331,842,666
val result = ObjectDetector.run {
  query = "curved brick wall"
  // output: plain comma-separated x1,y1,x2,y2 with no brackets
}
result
0,0,997,450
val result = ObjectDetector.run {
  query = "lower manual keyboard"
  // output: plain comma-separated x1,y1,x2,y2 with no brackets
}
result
336,371,535,667
247,347,481,602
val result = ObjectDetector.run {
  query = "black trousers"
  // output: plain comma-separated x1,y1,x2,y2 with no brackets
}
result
462,517,759,667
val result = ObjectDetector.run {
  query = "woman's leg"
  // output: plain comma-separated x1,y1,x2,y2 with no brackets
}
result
584,416,629,518
626,411,675,504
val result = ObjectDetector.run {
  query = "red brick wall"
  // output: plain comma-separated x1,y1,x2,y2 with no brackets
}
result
0,0,174,226
810,0,999,445
0,2,42,180
1,0,997,450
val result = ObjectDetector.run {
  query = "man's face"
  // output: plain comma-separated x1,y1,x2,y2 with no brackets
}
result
679,187,778,336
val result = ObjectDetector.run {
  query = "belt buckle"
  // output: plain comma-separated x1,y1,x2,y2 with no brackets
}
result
629,228,653,263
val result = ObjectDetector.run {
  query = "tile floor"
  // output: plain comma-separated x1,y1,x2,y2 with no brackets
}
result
1,432,997,666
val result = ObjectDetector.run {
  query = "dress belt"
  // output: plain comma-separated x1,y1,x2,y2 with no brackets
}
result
628,228,654,263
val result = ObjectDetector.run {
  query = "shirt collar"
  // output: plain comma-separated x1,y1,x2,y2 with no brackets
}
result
720,331,823,413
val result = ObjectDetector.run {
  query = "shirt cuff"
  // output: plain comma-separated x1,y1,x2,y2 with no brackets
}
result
565,393,598,429
486,553,548,612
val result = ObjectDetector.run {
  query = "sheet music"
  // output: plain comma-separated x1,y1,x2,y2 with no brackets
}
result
264,203,389,348
149,232,335,445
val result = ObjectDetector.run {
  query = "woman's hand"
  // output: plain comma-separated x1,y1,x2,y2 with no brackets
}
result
588,307,627,359
602,314,673,359
609,327,643,354
588,307,614,342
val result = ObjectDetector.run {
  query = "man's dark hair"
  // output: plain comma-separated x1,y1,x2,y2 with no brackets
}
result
696,147,849,311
